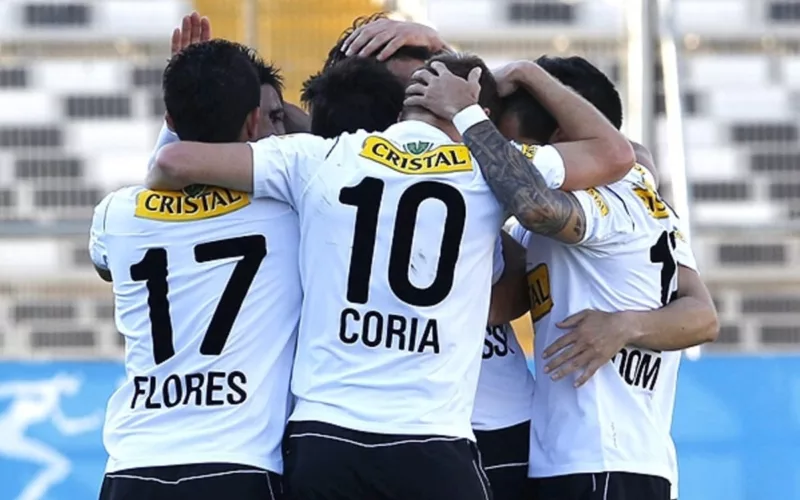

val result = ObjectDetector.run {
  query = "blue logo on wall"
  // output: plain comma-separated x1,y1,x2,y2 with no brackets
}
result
0,362,124,500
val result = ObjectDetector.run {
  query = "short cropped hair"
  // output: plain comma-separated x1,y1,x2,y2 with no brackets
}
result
536,55,623,129
323,13,433,70
246,49,284,99
417,53,502,120
499,89,557,143
301,57,405,138
163,40,260,143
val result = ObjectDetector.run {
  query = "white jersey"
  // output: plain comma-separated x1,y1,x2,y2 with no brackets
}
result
248,118,566,439
508,165,697,482
471,323,535,431
90,185,301,474
471,143,564,432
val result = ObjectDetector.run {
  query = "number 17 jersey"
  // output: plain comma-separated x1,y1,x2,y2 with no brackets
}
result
89,186,301,474
249,121,515,440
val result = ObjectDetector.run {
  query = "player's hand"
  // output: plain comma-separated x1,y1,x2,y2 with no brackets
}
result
170,11,212,56
542,310,642,387
341,19,450,61
404,61,482,121
492,60,536,97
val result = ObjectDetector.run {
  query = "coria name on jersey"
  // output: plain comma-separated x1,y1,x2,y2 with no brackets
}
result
612,348,661,391
359,136,473,175
130,371,247,409
527,264,554,322
339,308,440,354
134,186,251,222
483,325,515,359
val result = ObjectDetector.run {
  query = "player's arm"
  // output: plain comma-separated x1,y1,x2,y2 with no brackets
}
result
148,142,254,192
456,111,589,244
497,61,635,190
148,134,332,206
488,231,529,326
627,265,719,351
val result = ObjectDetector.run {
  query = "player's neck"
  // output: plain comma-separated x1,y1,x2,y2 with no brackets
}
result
400,108,461,142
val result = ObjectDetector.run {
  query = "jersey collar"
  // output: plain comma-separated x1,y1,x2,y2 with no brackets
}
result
388,120,454,143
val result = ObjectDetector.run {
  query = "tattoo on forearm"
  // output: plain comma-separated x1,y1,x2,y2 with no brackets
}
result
463,121,586,241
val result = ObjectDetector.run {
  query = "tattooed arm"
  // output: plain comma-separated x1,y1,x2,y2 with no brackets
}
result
464,119,586,243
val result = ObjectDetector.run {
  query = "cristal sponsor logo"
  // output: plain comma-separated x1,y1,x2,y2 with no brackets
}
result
135,186,250,222
585,187,609,216
359,136,473,175
527,263,554,322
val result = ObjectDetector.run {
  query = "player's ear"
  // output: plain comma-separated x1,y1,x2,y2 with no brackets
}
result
549,128,563,143
483,107,491,118
243,106,261,141
164,113,176,133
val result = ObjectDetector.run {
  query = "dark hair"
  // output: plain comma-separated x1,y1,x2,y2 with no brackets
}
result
323,13,433,70
536,55,623,129
417,53,502,119
246,49,284,100
163,40,260,142
499,89,557,143
301,57,404,138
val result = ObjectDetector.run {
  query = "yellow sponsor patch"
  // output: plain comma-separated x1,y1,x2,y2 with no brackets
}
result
521,144,538,160
134,186,251,222
633,185,669,219
359,136,473,175
585,188,609,216
527,264,554,323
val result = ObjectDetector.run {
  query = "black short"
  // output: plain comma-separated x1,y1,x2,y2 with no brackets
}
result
284,420,493,500
529,471,670,500
99,462,283,500
474,421,530,500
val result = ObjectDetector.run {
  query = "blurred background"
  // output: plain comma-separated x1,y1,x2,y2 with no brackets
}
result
0,0,797,498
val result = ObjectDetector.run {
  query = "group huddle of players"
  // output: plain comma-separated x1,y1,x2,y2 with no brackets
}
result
89,11,719,500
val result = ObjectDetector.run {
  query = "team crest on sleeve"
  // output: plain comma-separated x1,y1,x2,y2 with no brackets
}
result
359,136,473,175
585,188,609,217
134,185,251,222
527,264,554,322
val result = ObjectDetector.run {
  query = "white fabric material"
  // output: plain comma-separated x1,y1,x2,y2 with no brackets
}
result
249,121,557,439
90,186,301,474
507,165,694,483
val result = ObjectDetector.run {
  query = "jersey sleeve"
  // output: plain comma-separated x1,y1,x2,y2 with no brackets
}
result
147,122,179,171
249,133,336,208
569,186,635,249
503,217,531,248
671,216,698,271
89,192,116,270
510,143,565,189
492,234,505,284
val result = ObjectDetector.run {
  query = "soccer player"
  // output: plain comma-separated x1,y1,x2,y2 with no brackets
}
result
504,55,717,500
413,58,718,500
147,12,306,171
146,52,633,500
90,40,298,500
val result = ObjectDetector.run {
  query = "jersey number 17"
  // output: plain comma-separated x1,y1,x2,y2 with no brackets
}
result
130,235,266,365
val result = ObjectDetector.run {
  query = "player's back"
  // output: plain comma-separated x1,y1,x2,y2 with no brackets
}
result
513,165,689,480
285,120,505,439
91,185,301,474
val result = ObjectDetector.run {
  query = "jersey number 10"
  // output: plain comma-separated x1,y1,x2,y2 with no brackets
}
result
130,235,267,365
340,177,466,308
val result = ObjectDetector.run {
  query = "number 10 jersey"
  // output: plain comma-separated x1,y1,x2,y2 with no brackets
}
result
89,186,301,474
250,121,515,440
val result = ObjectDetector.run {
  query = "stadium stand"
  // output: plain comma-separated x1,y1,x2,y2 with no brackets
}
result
0,0,798,358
